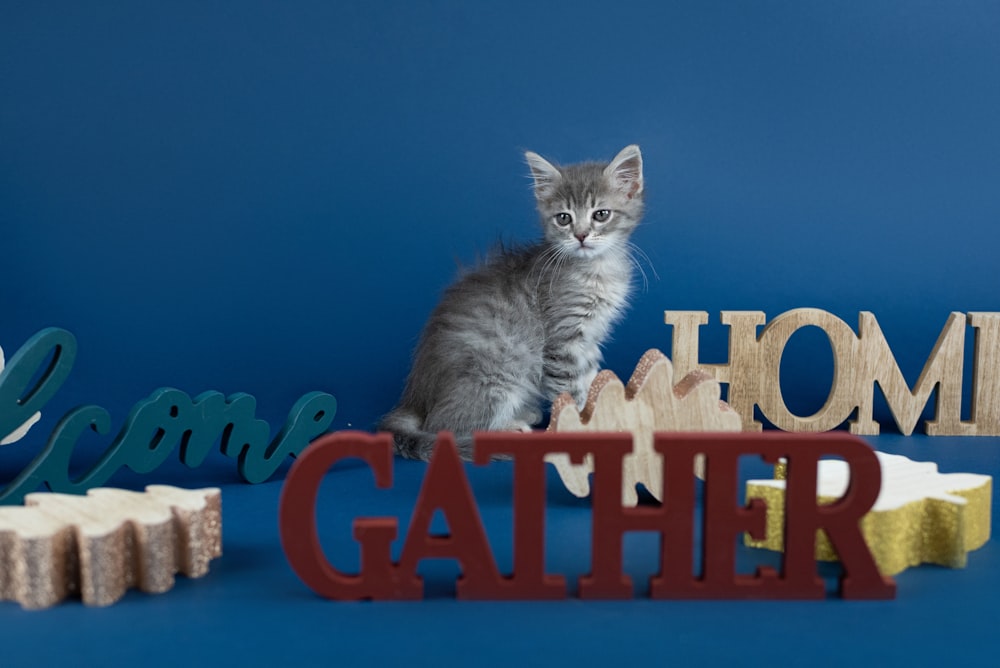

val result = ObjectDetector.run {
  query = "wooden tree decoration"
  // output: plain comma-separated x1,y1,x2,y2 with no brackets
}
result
0,485,222,609
745,453,992,575
546,349,742,506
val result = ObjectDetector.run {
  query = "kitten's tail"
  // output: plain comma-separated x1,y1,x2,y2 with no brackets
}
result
378,409,473,461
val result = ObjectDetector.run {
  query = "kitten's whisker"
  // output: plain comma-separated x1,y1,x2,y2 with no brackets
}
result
628,242,659,280
626,242,658,292
532,245,563,294
544,248,561,295
548,246,570,296
630,254,649,292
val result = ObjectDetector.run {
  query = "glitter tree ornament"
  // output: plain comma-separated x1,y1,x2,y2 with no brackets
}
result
546,349,742,506
0,485,222,609
745,452,992,575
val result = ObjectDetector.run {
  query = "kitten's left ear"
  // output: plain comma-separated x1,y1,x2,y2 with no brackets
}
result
525,151,561,199
604,145,643,199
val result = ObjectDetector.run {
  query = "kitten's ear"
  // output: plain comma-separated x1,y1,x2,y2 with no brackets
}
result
525,151,561,199
604,144,643,199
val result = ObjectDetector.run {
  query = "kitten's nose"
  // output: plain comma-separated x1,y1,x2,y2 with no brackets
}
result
575,233,588,244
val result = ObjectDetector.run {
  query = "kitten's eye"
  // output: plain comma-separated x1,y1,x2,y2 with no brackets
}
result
554,212,573,226
592,209,612,223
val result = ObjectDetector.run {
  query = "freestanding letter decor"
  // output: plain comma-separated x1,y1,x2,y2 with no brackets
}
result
0,328,338,504
279,430,896,601
0,342,40,446
665,309,1000,435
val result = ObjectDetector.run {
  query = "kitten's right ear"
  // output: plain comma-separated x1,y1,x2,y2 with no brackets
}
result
525,151,561,199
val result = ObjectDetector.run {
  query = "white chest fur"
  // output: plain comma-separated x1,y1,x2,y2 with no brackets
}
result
581,253,632,332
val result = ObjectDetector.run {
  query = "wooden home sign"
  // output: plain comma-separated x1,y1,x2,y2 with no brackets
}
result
664,309,1000,436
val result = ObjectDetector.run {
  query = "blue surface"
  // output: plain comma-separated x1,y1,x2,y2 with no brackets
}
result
2,1,999,664
2,436,999,666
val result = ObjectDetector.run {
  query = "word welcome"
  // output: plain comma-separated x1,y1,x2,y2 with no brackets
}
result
279,430,896,600
0,328,337,504
665,309,1000,435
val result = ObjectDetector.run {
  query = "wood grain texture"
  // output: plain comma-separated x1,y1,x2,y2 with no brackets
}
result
0,485,221,609
967,312,1000,434
665,309,1000,436
546,349,742,506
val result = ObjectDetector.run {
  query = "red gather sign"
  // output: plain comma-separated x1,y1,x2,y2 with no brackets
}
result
279,431,895,601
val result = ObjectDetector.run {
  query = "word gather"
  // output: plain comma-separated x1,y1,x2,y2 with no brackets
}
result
279,430,895,601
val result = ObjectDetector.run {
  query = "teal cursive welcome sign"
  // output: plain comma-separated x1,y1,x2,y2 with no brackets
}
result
0,328,337,504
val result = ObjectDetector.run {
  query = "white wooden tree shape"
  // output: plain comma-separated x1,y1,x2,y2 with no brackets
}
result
0,485,222,609
546,349,742,506
745,452,992,575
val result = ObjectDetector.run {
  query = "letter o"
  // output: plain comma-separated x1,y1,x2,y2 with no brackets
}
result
757,309,860,432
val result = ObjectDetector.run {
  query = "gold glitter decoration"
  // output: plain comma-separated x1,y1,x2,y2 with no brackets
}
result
0,485,221,609
745,452,991,575
546,349,742,506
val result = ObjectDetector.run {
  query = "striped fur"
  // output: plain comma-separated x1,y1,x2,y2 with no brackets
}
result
380,145,645,460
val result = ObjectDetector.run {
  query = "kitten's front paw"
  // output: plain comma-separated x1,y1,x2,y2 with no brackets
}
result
519,407,543,427
507,421,534,433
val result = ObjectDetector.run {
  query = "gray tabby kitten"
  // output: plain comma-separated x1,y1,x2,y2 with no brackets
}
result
380,145,644,460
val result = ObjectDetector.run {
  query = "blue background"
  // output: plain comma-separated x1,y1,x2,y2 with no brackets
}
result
2,1,999,665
